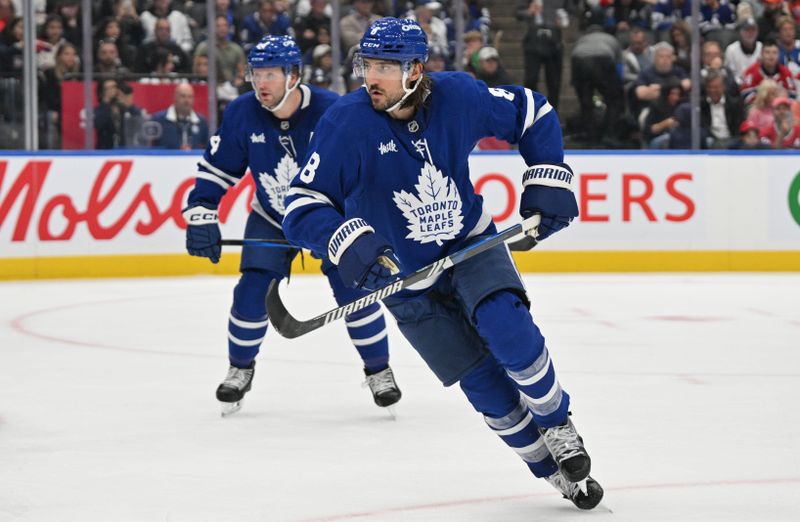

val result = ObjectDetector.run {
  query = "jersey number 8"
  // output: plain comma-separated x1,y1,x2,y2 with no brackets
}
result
488,87,514,101
299,152,321,183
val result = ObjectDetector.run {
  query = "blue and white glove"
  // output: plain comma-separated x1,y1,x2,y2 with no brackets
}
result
182,205,221,264
328,218,402,291
520,163,579,241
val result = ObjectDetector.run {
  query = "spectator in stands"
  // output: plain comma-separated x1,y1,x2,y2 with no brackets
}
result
623,26,654,86
740,38,797,103
668,101,705,148
341,0,380,52
516,0,570,110
668,20,692,71
96,17,138,69
95,38,128,75
699,0,737,35
651,0,691,36
411,1,448,54
140,0,194,54
724,17,762,83
759,0,788,41
54,0,81,50
462,29,484,75
571,26,624,145
192,52,208,76
634,42,690,111
304,43,332,84
194,15,246,88
425,46,448,72
762,95,800,148
36,14,66,71
642,79,684,148
135,17,190,73
744,78,781,129
95,79,143,149
700,70,744,148
38,42,79,148
301,24,331,64
240,0,292,51
606,0,652,37
0,15,21,75
729,120,772,148
0,0,13,34
294,0,330,53
700,40,740,99
109,0,144,48
776,16,800,77
790,0,800,24
475,46,511,87
151,83,209,149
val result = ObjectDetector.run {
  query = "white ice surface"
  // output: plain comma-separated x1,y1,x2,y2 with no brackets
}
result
1,274,799,522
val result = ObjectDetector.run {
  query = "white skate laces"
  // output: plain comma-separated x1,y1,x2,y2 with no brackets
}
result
222,366,254,391
538,416,590,482
362,366,402,412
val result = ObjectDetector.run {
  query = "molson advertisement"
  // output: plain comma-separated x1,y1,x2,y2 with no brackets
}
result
1,152,799,278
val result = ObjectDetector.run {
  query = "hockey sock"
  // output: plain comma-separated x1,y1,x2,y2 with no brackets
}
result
228,270,277,368
474,291,569,428
344,302,389,373
460,357,558,478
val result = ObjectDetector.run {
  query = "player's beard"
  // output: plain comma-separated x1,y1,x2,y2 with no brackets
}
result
368,84,403,111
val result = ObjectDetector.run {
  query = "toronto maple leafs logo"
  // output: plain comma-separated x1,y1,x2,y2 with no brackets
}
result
259,153,298,215
392,162,464,245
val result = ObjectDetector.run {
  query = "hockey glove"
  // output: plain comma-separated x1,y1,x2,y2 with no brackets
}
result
328,218,402,291
182,205,221,263
520,163,579,241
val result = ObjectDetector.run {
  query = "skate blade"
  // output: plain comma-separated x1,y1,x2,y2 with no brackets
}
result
384,405,398,420
577,479,588,495
220,400,243,417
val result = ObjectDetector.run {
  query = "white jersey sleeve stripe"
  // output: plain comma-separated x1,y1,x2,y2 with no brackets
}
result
284,197,327,217
196,171,232,190
522,88,536,135
199,157,240,185
286,187,334,207
532,101,554,127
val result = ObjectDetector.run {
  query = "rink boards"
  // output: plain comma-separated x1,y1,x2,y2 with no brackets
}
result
1,150,799,279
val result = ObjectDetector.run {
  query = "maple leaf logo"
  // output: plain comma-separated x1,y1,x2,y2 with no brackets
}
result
392,162,464,246
259,153,298,215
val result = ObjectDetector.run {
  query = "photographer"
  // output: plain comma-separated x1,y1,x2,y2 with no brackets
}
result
94,79,144,149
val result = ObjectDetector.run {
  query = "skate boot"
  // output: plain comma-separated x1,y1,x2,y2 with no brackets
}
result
363,366,402,413
216,362,255,417
538,414,591,482
545,470,604,510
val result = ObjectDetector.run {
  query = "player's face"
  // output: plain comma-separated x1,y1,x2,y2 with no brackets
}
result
251,66,288,108
362,59,408,111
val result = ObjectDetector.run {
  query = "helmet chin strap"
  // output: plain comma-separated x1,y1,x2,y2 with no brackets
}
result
256,72,300,113
385,70,421,113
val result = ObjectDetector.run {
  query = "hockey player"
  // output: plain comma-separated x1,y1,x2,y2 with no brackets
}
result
282,18,603,510
182,35,401,416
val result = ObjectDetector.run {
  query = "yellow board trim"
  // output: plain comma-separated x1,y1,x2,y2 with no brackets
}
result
1,251,799,280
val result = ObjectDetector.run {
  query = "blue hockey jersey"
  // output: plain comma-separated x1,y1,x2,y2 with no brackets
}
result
187,84,339,229
283,72,564,288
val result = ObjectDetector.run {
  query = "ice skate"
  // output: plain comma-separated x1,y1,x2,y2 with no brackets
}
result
216,363,255,417
363,366,401,417
545,470,604,510
538,414,591,482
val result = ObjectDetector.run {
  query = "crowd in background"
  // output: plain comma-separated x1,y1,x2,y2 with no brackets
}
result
563,0,800,149
0,0,799,150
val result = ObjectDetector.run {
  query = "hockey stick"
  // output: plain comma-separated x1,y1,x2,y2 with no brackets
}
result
220,238,296,248
507,235,538,252
266,215,541,338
